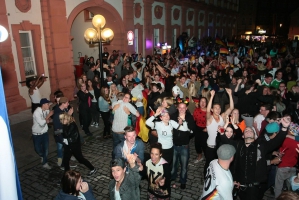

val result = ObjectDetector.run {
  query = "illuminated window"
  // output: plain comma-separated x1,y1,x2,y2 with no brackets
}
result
19,31,36,77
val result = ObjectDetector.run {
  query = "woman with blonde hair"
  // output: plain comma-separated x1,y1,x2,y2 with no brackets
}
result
159,97,176,115
201,88,211,102
99,86,112,139
59,113,97,176
109,83,119,103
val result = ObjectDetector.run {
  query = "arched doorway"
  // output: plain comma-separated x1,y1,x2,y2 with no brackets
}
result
67,1,125,65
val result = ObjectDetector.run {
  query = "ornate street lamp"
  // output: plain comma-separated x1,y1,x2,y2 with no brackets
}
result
84,14,114,87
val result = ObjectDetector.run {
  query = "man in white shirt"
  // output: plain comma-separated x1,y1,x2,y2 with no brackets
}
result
253,104,271,136
32,98,52,169
112,93,140,157
201,144,236,200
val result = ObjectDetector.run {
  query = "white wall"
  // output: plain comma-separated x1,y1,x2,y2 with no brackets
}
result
186,8,195,26
105,0,123,20
71,11,99,64
65,0,87,18
171,5,181,26
65,0,123,20
134,0,144,25
152,2,165,26
5,0,51,107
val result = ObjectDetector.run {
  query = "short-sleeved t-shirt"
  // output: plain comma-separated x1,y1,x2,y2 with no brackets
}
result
201,159,234,200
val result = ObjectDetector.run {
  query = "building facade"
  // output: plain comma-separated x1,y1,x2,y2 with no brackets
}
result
0,0,238,115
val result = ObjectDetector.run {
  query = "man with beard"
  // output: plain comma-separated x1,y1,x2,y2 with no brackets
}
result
232,116,291,200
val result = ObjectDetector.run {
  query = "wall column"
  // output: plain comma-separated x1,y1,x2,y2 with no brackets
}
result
40,0,75,100
123,0,135,53
143,0,154,55
0,0,27,114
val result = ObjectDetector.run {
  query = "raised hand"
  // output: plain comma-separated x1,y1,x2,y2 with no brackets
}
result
210,90,215,97
80,182,89,193
155,176,165,186
225,88,232,95
124,150,138,164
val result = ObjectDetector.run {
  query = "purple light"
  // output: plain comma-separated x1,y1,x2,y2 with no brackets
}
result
146,40,152,49
165,43,167,46
157,43,160,47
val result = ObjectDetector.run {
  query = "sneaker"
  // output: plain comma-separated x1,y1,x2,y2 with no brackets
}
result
43,163,52,170
40,157,43,163
71,156,76,161
90,122,95,127
70,163,77,168
194,157,204,164
87,168,98,176
57,158,62,166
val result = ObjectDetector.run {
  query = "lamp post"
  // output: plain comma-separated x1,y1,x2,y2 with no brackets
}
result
84,15,114,87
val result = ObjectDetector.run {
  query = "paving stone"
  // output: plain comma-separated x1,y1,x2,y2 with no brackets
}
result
12,102,275,200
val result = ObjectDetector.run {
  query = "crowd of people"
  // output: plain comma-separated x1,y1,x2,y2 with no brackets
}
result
28,36,299,199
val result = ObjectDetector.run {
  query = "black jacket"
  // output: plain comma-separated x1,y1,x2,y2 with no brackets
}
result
62,122,80,144
170,111,196,146
220,129,287,183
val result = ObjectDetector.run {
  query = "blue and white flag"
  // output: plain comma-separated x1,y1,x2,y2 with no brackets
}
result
0,67,23,199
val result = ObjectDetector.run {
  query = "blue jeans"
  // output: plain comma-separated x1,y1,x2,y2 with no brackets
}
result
112,131,125,158
171,145,190,184
56,142,63,159
32,132,49,165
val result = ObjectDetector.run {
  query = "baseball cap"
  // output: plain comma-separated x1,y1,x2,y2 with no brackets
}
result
265,122,280,134
59,97,69,103
110,158,125,168
40,98,50,105
217,144,236,160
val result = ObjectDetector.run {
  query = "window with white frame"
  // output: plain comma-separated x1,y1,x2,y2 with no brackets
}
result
186,29,190,37
19,31,36,77
134,29,138,53
173,29,177,47
154,29,159,46
198,29,201,40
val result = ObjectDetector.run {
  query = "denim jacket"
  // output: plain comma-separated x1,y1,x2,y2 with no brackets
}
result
114,139,145,163
109,165,141,200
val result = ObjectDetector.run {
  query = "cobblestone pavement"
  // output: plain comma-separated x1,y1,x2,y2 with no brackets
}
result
10,101,275,200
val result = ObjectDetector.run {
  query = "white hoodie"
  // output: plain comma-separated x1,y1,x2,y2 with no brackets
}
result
32,107,49,134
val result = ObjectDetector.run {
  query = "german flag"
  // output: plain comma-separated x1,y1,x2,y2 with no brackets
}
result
278,46,287,54
227,42,235,47
215,37,226,46
220,47,229,54
248,48,254,56
135,116,149,142
201,188,218,200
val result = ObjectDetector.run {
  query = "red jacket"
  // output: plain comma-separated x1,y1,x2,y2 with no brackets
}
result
278,138,299,168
